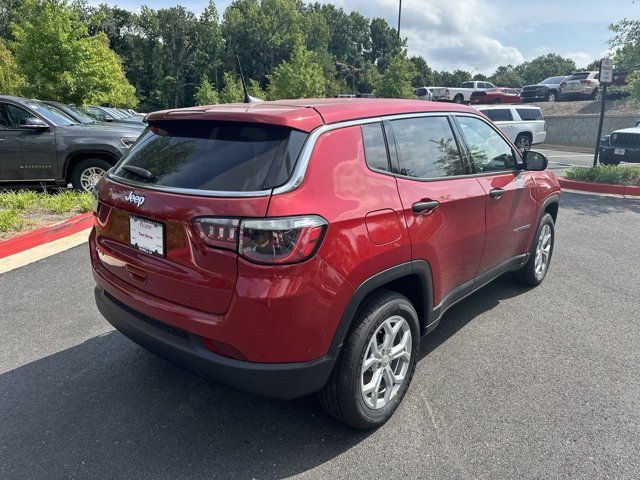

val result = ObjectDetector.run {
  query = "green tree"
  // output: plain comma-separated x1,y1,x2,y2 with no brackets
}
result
368,17,403,72
0,41,24,94
267,43,325,99
609,19,640,100
194,76,219,105
247,78,266,99
489,65,525,87
11,0,136,106
219,71,243,103
515,54,577,85
374,53,416,98
409,55,433,87
433,69,472,87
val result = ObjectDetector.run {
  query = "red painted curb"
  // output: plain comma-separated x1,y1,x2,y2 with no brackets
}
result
559,178,626,195
0,212,94,260
624,185,640,197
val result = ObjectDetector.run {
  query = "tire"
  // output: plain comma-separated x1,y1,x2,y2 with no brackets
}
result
71,159,112,192
491,98,501,104
592,89,602,101
453,94,464,104
512,213,555,287
319,289,420,430
515,133,532,151
546,91,557,102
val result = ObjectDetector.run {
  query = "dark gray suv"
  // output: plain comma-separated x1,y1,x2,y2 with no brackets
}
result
0,96,142,191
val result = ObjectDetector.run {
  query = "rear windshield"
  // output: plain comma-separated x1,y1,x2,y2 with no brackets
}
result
516,108,543,121
113,121,308,192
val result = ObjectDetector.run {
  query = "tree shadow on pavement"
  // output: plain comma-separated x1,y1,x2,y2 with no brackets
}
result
561,191,640,216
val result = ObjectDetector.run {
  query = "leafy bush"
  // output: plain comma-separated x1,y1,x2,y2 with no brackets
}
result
0,210,23,233
565,165,640,185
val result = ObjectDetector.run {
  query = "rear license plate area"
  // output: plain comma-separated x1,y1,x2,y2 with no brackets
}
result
129,215,165,256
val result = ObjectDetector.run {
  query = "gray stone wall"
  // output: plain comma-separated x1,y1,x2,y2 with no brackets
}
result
544,114,640,148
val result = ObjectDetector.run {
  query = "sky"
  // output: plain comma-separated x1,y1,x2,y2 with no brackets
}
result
89,0,638,74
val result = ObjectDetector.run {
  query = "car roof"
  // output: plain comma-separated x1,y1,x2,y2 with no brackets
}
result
475,104,539,110
145,98,479,132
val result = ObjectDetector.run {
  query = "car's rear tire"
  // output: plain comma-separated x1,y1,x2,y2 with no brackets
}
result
515,133,532,151
592,89,602,101
453,94,464,104
319,289,420,430
512,213,555,286
71,159,111,192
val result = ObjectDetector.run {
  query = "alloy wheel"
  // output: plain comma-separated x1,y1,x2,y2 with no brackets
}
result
80,166,106,192
361,315,412,410
516,136,531,151
534,224,552,280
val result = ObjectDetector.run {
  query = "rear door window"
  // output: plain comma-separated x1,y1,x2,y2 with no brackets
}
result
516,108,543,121
482,109,513,122
114,121,307,192
461,82,474,88
390,116,466,179
361,122,390,172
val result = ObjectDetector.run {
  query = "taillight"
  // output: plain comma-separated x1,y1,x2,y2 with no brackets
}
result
193,218,239,250
580,80,590,85
193,215,327,265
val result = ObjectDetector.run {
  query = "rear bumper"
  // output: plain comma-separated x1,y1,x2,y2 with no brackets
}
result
532,131,547,145
95,287,335,399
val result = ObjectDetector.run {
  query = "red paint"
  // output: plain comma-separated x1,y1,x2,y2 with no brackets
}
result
559,178,640,197
91,99,561,367
470,88,522,105
0,212,93,259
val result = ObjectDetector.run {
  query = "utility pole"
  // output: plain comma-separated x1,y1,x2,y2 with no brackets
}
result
397,0,402,39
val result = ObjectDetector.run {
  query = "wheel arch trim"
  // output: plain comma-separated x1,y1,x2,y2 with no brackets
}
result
327,260,433,357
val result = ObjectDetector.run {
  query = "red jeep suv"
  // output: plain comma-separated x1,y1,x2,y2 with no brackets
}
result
90,99,560,429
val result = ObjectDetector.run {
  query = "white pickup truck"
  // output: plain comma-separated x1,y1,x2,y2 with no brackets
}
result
431,81,496,103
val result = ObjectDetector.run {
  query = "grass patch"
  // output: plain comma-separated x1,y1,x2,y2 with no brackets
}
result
564,165,640,186
0,190,92,234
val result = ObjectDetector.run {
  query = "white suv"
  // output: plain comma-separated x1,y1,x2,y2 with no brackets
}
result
474,105,546,151
560,71,601,100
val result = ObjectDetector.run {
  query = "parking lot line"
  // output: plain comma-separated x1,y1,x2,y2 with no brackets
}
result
0,229,90,274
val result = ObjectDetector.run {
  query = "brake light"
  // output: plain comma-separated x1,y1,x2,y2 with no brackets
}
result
193,215,327,265
580,80,590,85
193,218,239,250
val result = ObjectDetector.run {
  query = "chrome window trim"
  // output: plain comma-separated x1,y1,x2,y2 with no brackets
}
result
107,110,486,198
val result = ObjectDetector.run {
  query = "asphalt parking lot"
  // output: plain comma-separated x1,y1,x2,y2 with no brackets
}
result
1,190,640,479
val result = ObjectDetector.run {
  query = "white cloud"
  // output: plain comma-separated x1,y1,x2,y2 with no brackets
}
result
322,0,525,74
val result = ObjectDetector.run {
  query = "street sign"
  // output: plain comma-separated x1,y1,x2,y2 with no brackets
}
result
599,58,614,84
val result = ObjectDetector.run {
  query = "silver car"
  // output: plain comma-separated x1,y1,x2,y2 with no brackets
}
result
560,72,601,100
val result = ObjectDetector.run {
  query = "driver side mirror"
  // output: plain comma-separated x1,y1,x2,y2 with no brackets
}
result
19,117,49,131
522,150,548,171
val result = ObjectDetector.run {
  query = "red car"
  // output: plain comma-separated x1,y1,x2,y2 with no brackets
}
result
470,87,522,104
91,99,560,429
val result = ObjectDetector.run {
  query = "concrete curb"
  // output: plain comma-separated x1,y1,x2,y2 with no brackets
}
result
0,212,94,260
559,178,640,198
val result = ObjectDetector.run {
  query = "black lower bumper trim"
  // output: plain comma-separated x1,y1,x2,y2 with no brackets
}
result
95,288,336,400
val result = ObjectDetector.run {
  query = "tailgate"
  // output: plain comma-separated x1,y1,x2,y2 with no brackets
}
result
94,176,269,314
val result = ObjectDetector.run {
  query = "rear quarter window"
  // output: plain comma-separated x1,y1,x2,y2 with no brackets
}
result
113,121,307,192
361,123,390,172
482,109,513,122
516,109,543,121
568,73,589,81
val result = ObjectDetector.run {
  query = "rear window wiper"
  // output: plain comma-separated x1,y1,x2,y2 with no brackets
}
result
122,165,155,181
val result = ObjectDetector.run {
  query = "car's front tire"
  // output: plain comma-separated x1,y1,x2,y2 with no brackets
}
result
546,91,557,102
512,213,555,286
71,159,111,192
319,289,420,430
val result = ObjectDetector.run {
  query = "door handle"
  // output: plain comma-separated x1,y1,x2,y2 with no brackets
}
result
412,200,440,213
489,188,506,199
